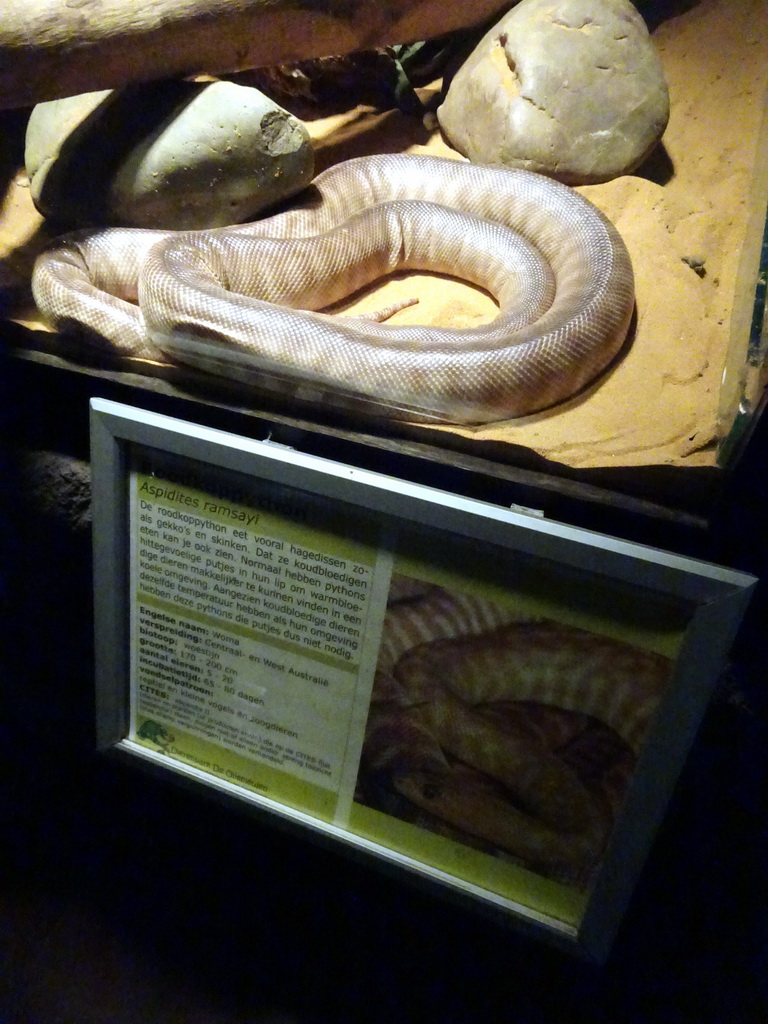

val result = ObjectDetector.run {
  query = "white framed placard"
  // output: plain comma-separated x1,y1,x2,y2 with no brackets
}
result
90,398,756,962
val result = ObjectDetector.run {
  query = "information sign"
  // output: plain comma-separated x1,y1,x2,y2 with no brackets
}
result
91,399,757,961
129,457,391,823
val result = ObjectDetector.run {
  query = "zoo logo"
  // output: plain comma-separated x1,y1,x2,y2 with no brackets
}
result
137,719,175,750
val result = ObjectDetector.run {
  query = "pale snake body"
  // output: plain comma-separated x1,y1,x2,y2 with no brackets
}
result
32,153,635,423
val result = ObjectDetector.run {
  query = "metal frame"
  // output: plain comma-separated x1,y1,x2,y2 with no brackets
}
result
90,397,757,962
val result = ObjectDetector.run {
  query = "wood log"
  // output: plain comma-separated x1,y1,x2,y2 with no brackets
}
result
0,0,509,110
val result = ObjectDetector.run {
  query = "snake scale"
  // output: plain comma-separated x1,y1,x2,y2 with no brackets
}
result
32,154,635,424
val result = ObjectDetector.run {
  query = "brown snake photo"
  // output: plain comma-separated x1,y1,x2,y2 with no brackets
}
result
358,578,671,886
32,153,635,424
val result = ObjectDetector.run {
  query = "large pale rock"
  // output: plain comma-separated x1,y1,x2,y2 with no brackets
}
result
437,0,669,184
25,80,314,229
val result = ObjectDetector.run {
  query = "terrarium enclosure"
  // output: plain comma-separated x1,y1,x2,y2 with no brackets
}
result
0,0,766,524
1,0,765,975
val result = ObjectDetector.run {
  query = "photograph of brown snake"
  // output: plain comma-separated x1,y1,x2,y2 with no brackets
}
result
355,575,672,888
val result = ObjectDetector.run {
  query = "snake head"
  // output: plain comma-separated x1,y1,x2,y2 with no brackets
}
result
393,769,451,804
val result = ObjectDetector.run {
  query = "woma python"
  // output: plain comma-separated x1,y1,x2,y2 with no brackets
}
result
32,153,635,423
361,583,670,883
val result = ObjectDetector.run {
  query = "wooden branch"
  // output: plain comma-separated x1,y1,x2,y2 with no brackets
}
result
0,0,509,110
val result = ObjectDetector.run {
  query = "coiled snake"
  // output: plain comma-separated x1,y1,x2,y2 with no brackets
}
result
32,154,635,424
360,581,670,885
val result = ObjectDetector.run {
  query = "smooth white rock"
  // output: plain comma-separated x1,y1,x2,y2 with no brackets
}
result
437,0,669,184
